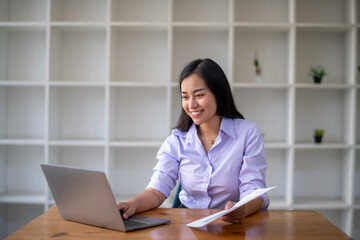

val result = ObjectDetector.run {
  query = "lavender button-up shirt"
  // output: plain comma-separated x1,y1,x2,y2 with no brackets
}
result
147,117,269,209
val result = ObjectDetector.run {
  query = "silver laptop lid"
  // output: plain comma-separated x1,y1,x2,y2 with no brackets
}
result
41,164,126,231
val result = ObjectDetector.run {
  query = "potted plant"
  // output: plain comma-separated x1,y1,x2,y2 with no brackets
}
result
254,50,262,83
314,129,325,143
308,66,327,84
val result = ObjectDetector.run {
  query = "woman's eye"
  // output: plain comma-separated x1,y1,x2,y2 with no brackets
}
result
181,95,188,100
196,94,204,98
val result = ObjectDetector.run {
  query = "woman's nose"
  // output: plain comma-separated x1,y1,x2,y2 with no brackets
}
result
189,98,198,108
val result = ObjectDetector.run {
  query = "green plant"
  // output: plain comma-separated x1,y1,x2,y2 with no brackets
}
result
308,66,327,79
314,129,325,137
254,50,261,76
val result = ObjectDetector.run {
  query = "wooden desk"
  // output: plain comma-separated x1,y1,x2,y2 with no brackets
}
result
6,206,351,240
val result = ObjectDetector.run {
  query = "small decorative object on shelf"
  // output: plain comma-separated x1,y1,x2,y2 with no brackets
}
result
314,129,325,144
308,65,327,84
254,49,262,83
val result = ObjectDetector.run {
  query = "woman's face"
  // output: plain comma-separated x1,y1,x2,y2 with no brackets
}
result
180,73,219,126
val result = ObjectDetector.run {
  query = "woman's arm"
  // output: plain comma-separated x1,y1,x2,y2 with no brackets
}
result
222,197,263,224
117,188,166,219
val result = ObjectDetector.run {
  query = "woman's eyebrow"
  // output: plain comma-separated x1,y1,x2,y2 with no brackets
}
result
181,88,206,94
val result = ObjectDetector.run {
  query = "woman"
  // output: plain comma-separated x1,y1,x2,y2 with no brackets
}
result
117,58,268,224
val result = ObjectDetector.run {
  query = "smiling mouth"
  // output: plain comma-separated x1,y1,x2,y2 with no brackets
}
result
190,110,203,117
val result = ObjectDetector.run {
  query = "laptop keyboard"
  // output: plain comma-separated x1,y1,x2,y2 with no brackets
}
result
123,219,149,230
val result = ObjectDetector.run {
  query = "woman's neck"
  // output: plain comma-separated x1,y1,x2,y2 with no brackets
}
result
197,116,222,138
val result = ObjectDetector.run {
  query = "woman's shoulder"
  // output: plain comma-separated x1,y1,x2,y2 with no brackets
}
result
171,128,188,139
232,118,259,130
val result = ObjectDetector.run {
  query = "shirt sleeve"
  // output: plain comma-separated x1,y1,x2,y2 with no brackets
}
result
147,133,180,198
239,122,269,209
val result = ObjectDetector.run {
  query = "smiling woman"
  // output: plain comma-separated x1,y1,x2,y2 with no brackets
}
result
117,58,268,224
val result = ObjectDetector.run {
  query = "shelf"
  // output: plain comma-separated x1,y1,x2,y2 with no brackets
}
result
294,83,352,89
294,149,350,205
49,140,105,146
295,143,351,149
172,27,229,83
109,87,167,141
296,28,351,84
49,86,105,140
50,26,106,82
0,1,358,238
234,88,288,143
111,0,168,22
0,26,46,82
0,86,44,139
295,89,350,144
234,0,288,23
110,27,168,83
296,0,350,24
232,82,290,88
0,193,44,204
0,139,44,145
0,145,44,197
234,27,289,83
51,0,107,22
0,0,47,22
109,141,163,148
108,147,158,197
293,198,349,209
173,0,228,23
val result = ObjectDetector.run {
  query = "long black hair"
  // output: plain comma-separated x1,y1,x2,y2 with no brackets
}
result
175,58,244,131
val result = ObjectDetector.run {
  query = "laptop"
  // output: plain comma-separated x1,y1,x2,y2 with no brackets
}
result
41,164,170,232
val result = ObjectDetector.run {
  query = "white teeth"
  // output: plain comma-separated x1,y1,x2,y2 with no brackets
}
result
191,111,201,114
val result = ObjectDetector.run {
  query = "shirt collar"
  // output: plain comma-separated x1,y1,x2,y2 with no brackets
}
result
185,117,235,144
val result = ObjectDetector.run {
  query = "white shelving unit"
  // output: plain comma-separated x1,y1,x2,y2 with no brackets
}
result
0,0,359,238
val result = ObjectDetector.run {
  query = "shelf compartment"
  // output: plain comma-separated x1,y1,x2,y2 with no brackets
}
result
48,146,105,170
0,203,44,239
355,150,360,205
109,87,167,141
51,0,107,22
295,88,350,144
108,147,158,198
0,86,44,139
111,0,168,22
110,27,168,83
47,146,105,203
265,149,288,208
0,27,46,82
0,0,47,22
0,145,44,200
234,28,289,83
296,28,352,84
293,149,350,207
234,0,288,23
172,27,229,83
233,88,288,143
50,26,106,82
170,86,181,130
49,86,105,140
296,0,350,24
173,0,228,23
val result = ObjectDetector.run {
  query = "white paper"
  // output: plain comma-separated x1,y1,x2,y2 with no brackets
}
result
186,186,276,228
